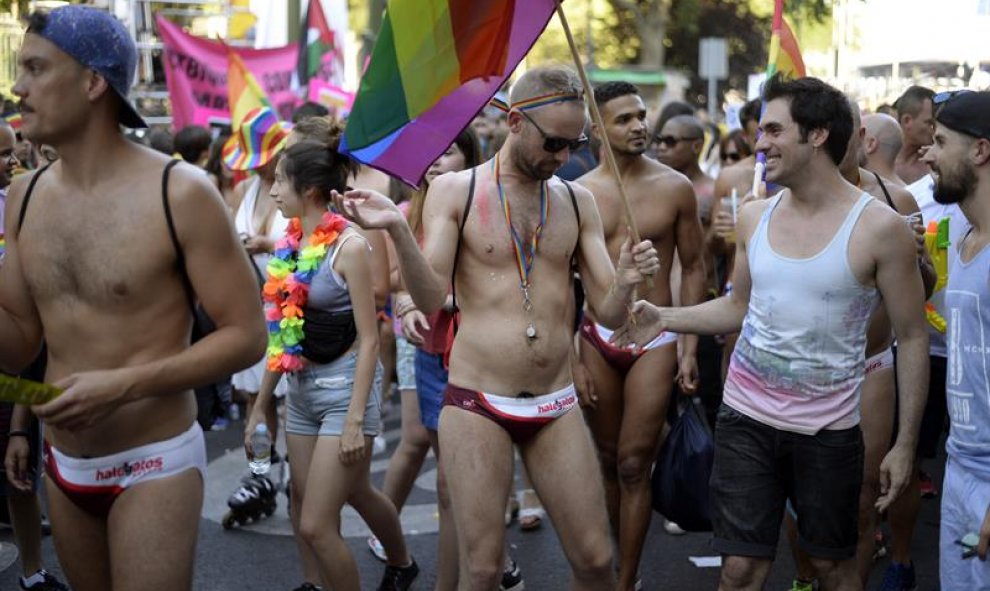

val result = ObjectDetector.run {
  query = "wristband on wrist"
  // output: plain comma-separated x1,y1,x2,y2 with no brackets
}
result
7,430,29,438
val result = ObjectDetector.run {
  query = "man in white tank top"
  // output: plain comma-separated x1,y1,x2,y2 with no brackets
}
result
922,90,990,590
614,75,930,591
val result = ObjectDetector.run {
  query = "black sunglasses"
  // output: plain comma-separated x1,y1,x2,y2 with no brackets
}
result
654,135,703,147
722,152,742,163
517,110,589,153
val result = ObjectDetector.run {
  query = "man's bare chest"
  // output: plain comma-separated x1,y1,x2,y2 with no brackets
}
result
20,202,173,305
600,193,676,245
462,189,580,268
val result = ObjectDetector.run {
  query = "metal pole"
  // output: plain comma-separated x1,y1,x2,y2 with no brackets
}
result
708,76,717,121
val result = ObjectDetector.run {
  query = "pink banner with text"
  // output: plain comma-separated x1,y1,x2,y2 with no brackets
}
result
157,16,299,130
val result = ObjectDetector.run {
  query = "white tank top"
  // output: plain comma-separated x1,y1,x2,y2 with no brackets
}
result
723,192,880,435
234,176,289,276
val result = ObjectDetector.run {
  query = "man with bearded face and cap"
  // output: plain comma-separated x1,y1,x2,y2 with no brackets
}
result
923,90,990,590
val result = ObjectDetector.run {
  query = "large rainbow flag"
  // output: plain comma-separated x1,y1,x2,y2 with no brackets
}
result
341,0,557,186
766,0,805,79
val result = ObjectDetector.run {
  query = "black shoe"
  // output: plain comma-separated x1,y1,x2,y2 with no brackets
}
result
290,583,323,591
500,557,525,591
19,569,68,591
378,558,419,591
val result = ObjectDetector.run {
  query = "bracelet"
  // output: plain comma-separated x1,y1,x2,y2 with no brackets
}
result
7,430,29,438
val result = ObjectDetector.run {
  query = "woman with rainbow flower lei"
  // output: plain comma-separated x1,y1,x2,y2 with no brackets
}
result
243,134,418,591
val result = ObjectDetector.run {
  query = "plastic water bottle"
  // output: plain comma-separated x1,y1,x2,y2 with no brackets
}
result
249,424,272,475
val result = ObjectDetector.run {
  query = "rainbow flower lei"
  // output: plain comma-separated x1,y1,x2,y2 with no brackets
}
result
263,211,348,373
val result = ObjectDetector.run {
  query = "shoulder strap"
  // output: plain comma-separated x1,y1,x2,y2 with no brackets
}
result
871,170,896,210
161,159,196,314
450,169,476,312
327,230,366,271
562,179,581,268
16,163,53,235
562,180,581,228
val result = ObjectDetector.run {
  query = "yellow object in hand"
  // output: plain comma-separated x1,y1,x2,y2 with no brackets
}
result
0,374,62,405
925,220,949,293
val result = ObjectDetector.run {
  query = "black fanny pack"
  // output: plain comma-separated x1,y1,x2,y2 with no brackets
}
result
300,308,357,364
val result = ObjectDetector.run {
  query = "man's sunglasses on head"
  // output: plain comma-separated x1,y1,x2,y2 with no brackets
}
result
517,110,589,153
934,89,973,105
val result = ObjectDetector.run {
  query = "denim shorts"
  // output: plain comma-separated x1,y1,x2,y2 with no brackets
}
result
415,348,448,431
710,404,863,560
285,351,383,437
396,336,417,391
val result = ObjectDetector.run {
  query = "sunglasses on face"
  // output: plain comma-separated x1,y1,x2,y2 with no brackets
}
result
722,152,742,163
654,135,702,148
517,110,589,153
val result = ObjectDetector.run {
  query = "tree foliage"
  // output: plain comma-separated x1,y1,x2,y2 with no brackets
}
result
665,0,774,107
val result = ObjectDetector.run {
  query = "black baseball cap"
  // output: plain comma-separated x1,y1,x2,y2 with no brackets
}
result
31,5,147,129
934,90,990,141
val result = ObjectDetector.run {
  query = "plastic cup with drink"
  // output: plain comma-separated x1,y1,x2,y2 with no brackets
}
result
718,188,739,244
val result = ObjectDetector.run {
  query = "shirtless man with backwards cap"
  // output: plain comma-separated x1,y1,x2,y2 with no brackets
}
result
3,7,265,590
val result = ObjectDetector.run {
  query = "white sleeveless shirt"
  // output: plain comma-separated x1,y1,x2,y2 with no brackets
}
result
723,192,880,435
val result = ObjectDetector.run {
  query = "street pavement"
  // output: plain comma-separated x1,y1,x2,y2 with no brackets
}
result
2,394,943,590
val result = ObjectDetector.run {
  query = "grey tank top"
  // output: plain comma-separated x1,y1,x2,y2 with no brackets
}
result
307,232,365,312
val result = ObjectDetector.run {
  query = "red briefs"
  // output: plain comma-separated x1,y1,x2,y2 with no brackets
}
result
579,316,677,373
443,383,578,444
44,422,206,518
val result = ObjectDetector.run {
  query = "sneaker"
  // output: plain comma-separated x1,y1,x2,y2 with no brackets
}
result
919,471,938,498
290,584,323,591
878,561,917,591
500,557,525,591
367,534,387,562
663,519,687,535
19,569,68,590
378,558,419,591
789,579,816,591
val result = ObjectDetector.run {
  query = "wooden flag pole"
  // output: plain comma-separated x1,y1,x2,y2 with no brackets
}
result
554,0,642,245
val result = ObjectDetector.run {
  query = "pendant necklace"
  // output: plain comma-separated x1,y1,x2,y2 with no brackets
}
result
494,156,549,343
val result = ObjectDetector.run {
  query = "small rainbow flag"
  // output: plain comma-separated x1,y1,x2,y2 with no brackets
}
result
3,112,21,131
767,0,805,79
226,46,273,133
341,0,557,186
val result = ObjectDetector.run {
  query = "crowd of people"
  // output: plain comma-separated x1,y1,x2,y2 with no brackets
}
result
1,4,989,591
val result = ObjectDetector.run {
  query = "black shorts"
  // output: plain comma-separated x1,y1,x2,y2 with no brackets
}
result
710,404,864,560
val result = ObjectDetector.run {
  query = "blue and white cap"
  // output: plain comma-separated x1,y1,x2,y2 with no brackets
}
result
32,5,147,128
